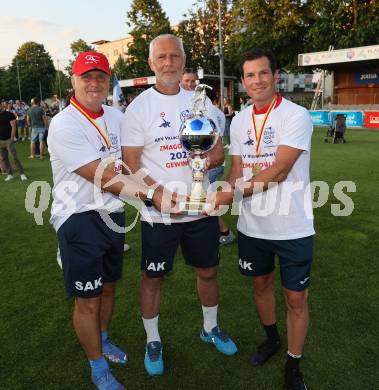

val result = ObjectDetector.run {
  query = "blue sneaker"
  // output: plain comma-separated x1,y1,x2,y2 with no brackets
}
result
200,326,237,356
103,339,128,364
144,341,164,376
92,369,126,390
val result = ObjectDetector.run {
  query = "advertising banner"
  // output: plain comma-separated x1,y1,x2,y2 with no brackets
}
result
355,70,379,85
330,111,363,127
309,111,329,126
364,111,379,128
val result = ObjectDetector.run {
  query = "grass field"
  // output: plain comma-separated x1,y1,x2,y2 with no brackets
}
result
1,127,378,389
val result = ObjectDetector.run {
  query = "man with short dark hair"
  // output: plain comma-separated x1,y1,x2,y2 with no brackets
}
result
180,68,198,91
27,97,48,159
0,102,27,181
214,48,314,390
14,100,28,140
48,51,176,390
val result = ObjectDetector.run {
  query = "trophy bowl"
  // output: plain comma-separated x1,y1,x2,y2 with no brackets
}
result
179,115,219,215
179,116,218,153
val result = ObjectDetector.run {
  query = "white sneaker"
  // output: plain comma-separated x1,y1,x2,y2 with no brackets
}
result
5,174,14,182
219,230,235,246
20,174,28,181
123,243,130,252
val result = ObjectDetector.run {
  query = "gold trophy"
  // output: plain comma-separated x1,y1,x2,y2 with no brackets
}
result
179,82,219,215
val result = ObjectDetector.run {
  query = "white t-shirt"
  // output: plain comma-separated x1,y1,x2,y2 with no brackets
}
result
48,104,124,231
212,106,226,138
230,97,315,240
121,87,220,224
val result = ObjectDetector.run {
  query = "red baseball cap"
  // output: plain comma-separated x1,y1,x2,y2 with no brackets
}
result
72,51,111,76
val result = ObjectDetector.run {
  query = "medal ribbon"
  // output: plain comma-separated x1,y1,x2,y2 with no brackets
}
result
252,95,277,155
70,97,111,150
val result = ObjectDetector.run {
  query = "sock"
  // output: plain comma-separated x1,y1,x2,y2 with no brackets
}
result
220,229,230,236
89,356,109,377
263,323,280,342
202,304,218,333
142,315,161,344
101,330,108,344
286,351,302,371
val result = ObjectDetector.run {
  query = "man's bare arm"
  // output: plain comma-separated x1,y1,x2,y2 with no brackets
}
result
122,146,158,187
206,137,225,169
75,159,174,212
215,145,303,206
242,145,303,197
227,155,243,187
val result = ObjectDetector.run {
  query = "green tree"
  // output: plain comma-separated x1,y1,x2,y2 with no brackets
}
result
51,70,72,100
66,38,94,74
177,0,234,75
228,0,312,71
306,0,379,51
0,67,8,98
70,38,94,57
125,0,171,77
5,42,55,102
112,56,132,79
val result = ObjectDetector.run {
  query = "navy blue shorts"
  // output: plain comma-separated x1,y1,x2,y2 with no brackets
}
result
57,210,125,298
141,217,220,277
238,232,313,292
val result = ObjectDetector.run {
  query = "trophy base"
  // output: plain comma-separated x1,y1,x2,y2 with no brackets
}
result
179,201,211,216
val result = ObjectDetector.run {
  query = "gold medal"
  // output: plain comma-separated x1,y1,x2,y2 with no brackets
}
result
252,164,262,176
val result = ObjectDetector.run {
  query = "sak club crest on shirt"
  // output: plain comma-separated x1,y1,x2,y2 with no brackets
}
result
263,127,275,144
109,133,119,148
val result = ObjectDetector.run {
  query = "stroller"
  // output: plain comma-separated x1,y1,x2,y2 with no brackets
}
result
324,114,347,143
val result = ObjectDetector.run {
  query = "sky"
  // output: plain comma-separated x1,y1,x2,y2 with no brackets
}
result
0,0,196,68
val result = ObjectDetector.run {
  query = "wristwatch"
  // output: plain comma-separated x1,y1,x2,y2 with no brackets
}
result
144,188,155,207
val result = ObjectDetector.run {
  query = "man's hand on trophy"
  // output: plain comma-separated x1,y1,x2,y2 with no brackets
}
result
202,190,234,216
152,186,182,214
202,152,211,171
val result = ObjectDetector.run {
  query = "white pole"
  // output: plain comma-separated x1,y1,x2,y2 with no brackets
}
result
16,57,22,100
39,80,43,101
57,59,62,107
218,0,225,110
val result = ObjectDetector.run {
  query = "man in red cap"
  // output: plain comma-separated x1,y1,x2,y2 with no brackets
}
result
48,51,177,390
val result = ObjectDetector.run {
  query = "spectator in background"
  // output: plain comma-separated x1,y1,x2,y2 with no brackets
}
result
27,97,48,159
208,103,236,247
180,68,198,91
0,102,27,181
50,95,61,117
180,66,235,247
6,101,18,141
14,100,29,141
213,97,221,109
239,96,249,111
223,97,234,148
42,102,52,147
